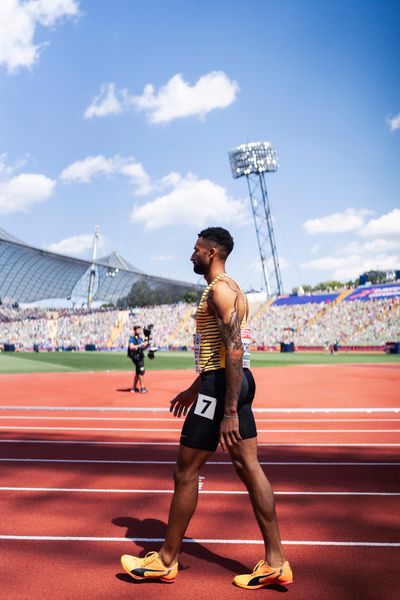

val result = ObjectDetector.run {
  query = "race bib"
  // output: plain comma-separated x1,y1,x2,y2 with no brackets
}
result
193,332,201,373
194,393,217,420
241,327,252,369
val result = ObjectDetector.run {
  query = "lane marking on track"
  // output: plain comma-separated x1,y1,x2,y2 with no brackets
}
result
1,458,399,466
0,486,399,496
1,426,399,433
0,406,399,414
0,535,399,547
0,426,182,432
1,439,400,447
257,443,400,447
2,416,400,423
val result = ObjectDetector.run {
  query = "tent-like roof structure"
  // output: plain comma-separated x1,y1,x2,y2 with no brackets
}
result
0,228,200,304
97,251,144,274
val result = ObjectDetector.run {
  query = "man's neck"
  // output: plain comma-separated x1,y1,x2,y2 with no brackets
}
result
204,262,226,285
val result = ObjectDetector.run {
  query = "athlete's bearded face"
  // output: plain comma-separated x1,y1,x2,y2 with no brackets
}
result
190,237,213,275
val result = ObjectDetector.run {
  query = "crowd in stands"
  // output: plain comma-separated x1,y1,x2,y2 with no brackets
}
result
251,297,400,347
0,290,399,351
0,303,197,351
114,303,195,349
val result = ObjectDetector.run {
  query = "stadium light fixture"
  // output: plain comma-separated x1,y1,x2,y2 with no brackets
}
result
228,141,283,297
229,141,278,178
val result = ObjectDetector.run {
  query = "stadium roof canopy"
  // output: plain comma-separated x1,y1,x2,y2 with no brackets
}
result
0,228,200,305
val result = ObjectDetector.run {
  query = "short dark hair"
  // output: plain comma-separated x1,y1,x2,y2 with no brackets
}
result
198,227,234,258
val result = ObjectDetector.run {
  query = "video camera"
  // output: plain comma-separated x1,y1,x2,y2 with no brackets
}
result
143,324,158,360
143,324,153,339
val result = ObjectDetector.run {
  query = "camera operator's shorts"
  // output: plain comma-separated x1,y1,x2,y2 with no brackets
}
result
180,368,257,452
133,359,145,376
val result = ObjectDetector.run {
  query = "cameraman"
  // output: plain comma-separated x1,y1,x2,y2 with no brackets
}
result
128,325,149,394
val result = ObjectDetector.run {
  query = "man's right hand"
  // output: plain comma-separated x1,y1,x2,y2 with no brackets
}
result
170,390,196,418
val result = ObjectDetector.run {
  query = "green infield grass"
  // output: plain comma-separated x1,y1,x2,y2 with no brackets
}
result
0,350,399,374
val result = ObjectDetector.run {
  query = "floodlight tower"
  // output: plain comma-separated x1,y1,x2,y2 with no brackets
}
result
229,141,283,297
87,225,100,308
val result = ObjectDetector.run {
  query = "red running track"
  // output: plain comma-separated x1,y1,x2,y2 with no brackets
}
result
0,364,399,600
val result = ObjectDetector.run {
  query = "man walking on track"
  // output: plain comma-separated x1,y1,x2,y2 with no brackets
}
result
121,227,293,589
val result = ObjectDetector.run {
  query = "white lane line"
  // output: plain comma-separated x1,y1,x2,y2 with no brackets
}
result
2,416,399,423
0,416,174,422
0,439,180,445
0,406,398,414
258,443,400,447
0,415,400,423
1,426,399,433
0,426,182,432
0,439,399,447
1,535,399,547
1,458,399,466
0,487,399,496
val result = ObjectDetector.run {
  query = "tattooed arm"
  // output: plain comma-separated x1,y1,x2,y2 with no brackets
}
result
207,280,244,451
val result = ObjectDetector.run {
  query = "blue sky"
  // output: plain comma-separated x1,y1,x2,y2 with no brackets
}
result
0,0,399,295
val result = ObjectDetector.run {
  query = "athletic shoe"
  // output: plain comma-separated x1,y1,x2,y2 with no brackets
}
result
130,387,140,393
120,551,178,583
233,560,293,589
140,387,148,394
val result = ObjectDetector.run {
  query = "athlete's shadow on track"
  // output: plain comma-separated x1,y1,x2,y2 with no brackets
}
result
113,515,290,590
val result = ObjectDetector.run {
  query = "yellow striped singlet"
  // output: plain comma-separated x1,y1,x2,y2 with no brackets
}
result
194,273,251,373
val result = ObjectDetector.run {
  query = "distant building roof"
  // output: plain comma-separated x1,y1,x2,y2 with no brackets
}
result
0,228,199,304
97,252,143,273
0,227,24,244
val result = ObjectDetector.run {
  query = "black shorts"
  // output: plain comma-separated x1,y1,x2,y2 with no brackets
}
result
132,359,145,376
180,368,257,452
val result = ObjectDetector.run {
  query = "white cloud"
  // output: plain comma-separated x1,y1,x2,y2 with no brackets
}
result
0,0,80,73
158,171,182,189
387,112,400,132
132,71,239,124
119,162,152,196
359,209,400,238
0,170,55,214
342,239,400,254
150,255,175,262
247,256,289,273
303,208,373,235
60,154,152,196
302,209,400,281
130,173,248,230
84,83,128,119
85,71,239,124
301,250,399,281
47,232,107,257
0,154,19,178
60,155,118,182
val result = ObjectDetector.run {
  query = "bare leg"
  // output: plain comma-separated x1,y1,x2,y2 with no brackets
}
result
159,444,211,566
229,437,286,567
133,374,143,388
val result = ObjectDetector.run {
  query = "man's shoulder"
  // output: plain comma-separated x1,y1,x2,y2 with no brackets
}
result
212,276,242,297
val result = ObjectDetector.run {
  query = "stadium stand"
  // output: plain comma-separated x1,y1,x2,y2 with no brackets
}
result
250,283,400,350
0,283,399,352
